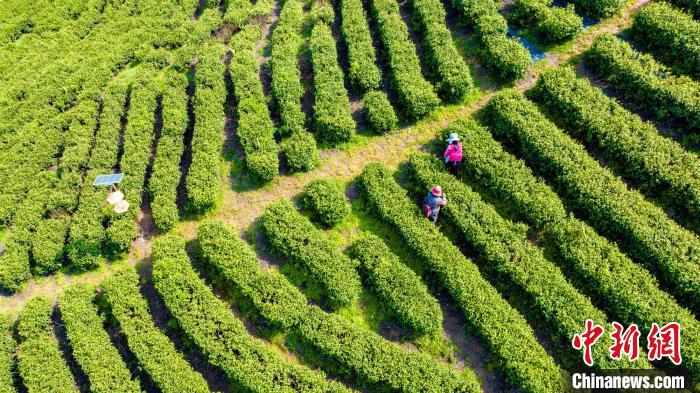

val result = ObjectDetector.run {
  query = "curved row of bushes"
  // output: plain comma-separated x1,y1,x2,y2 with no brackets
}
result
508,0,581,44
260,199,362,309
339,0,382,93
310,21,356,145
0,314,15,393
531,66,700,219
60,284,140,393
151,235,351,393
196,220,482,392
368,0,440,119
66,81,130,271
149,71,189,232
451,0,531,81
17,297,78,393
302,179,351,227
630,2,700,79
586,33,700,132
357,162,565,392
482,91,700,314
446,119,700,378
408,153,645,370
350,234,443,335
101,267,210,393
187,43,227,207
409,0,472,101
230,27,280,182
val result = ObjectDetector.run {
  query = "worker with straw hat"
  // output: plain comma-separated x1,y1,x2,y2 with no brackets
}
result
423,185,447,223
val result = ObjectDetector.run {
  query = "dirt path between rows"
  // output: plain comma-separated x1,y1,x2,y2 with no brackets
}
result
0,0,651,317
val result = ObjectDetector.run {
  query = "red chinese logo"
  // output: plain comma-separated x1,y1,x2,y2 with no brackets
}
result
573,321,682,366
647,322,682,365
609,322,640,362
572,319,605,366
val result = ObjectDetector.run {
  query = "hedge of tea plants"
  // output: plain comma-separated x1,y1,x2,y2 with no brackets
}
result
260,199,362,309
106,76,159,255
586,33,700,132
575,0,624,19
197,220,482,392
149,71,189,232
102,268,210,393
0,177,54,292
368,0,440,119
530,66,700,220
309,21,356,145
17,297,78,393
358,162,566,392
630,2,700,79
339,0,382,93
151,235,351,392
31,218,69,276
508,0,581,43
271,0,306,138
59,284,140,393
187,43,228,204
666,0,700,17
222,0,255,27
482,90,700,314
302,179,351,227
271,0,321,172
409,0,472,101
350,234,443,335
363,91,398,134
230,27,280,182
451,0,531,81
407,153,646,370
446,118,700,378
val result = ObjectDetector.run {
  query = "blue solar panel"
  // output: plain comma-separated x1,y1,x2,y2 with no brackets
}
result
93,173,124,186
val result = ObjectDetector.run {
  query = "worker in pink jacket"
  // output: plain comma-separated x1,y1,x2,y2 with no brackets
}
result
443,133,462,172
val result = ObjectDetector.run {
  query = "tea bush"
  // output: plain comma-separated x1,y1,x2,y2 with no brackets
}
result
60,284,140,393
303,179,351,227
482,90,700,314
102,268,210,392
197,220,481,392
260,199,361,308
350,234,442,335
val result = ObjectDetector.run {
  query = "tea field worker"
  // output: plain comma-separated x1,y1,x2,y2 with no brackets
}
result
424,186,447,223
443,133,462,172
